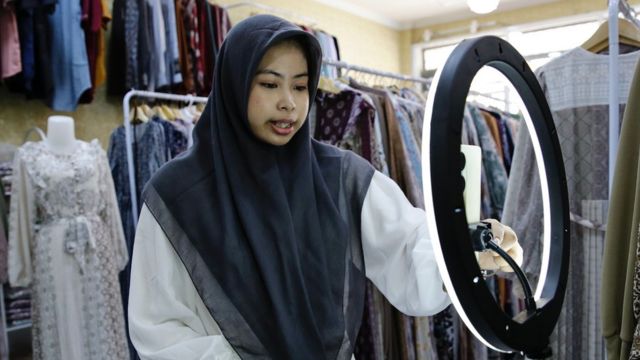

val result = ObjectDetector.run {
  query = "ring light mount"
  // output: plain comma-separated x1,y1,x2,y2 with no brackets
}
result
422,36,570,359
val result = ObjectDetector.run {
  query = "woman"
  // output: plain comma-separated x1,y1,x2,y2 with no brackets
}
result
128,14,521,359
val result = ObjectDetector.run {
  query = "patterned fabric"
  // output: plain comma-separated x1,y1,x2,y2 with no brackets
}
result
108,121,167,245
396,99,424,149
631,226,640,359
481,111,504,165
354,283,385,359
604,56,640,360
313,85,448,360
413,316,438,360
496,115,514,175
541,48,639,112
582,200,607,359
433,307,455,359
314,88,387,360
393,98,422,193
398,314,416,360
0,180,8,284
175,0,194,93
109,121,169,360
152,117,188,160
124,0,139,90
314,89,374,162
187,0,204,94
503,48,640,360
355,91,389,176
8,140,130,359
160,0,182,88
469,106,508,219
107,121,166,357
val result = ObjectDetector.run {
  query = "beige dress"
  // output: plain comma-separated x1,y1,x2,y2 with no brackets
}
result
9,140,130,360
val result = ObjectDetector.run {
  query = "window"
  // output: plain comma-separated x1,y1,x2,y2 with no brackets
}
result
422,21,600,113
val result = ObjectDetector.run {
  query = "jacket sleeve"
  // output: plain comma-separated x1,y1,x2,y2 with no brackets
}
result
128,205,239,360
8,148,34,288
95,140,129,271
361,171,450,316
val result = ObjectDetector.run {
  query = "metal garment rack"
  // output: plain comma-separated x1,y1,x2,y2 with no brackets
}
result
122,90,208,227
608,0,640,193
322,58,431,84
122,60,427,227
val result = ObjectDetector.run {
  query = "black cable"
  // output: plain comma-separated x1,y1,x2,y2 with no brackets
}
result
484,240,537,314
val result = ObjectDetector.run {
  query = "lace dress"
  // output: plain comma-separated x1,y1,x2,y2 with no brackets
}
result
8,140,130,360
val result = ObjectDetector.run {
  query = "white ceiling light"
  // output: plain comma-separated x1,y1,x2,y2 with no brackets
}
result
467,0,500,14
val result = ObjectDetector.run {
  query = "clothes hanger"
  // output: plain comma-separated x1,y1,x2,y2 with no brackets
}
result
318,76,342,94
161,103,177,121
336,66,352,85
141,102,154,116
132,99,149,123
581,18,640,53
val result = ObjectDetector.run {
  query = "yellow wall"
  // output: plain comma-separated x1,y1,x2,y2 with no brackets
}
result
0,0,404,149
216,0,405,74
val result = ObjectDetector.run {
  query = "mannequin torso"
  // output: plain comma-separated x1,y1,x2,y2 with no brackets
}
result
46,116,78,154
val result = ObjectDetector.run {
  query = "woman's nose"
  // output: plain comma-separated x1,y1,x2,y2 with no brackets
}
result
278,91,296,112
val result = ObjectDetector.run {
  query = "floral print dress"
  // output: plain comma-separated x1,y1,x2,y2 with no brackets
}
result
8,140,130,360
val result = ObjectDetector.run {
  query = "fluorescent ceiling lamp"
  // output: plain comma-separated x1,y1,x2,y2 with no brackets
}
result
467,0,500,14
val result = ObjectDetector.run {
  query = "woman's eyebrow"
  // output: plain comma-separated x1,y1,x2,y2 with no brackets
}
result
256,69,309,78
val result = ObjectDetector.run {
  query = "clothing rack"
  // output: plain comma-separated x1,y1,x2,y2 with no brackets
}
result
619,0,640,28
322,58,431,84
467,90,510,105
608,0,639,193
122,90,209,227
221,1,318,26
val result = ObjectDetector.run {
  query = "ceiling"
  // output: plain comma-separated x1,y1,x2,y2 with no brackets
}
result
313,0,562,29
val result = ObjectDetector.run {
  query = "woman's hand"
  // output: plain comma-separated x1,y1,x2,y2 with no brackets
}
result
475,219,523,273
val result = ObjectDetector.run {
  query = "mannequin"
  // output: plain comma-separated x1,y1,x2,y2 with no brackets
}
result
45,115,78,154
9,116,130,358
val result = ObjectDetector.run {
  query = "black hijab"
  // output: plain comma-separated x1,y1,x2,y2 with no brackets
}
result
143,15,373,359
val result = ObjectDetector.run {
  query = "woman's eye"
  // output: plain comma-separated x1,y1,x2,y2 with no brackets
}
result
294,85,308,91
260,82,277,89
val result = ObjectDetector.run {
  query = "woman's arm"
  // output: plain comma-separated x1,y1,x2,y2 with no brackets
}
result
128,205,239,360
361,171,450,316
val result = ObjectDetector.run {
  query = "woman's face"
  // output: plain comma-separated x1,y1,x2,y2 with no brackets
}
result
247,41,310,146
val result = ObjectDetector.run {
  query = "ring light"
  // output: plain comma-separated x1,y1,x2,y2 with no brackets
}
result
422,36,570,358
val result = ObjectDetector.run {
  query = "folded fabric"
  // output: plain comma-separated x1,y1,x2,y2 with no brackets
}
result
8,312,31,321
476,218,524,273
6,308,30,316
5,288,31,300
7,299,30,309
8,319,31,327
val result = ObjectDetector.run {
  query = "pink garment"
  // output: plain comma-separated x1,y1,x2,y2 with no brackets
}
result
0,3,21,79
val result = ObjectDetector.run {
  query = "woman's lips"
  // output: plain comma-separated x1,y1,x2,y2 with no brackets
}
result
269,120,295,135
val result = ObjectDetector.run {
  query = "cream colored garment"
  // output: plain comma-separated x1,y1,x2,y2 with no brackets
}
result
9,140,130,359
129,171,450,359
